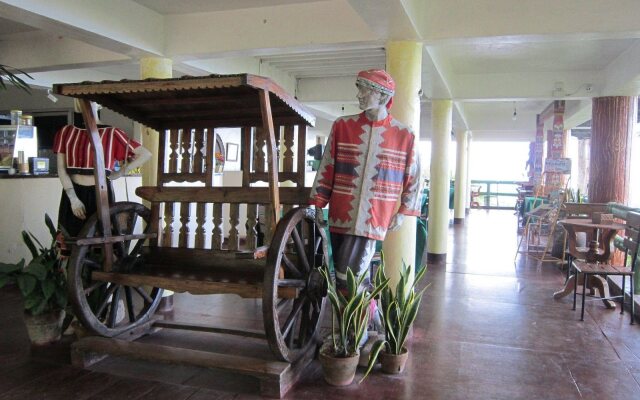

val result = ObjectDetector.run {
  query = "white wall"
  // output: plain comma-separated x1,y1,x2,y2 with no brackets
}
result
0,176,142,264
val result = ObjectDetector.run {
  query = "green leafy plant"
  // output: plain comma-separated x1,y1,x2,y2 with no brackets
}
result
362,255,428,380
0,64,32,93
320,266,389,358
0,214,67,316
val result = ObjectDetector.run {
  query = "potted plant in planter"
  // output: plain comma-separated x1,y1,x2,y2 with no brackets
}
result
319,266,389,386
0,214,68,345
362,256,427,379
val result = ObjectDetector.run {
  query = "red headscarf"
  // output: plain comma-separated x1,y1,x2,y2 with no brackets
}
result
356,69,395,110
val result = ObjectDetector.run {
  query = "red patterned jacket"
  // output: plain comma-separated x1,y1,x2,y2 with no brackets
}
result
309,112,421,240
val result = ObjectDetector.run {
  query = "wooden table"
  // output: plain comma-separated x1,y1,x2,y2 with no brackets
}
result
553,218,626,307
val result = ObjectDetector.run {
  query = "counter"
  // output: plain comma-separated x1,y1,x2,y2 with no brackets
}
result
0,175,142,264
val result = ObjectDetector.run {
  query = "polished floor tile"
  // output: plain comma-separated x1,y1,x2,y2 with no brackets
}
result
0,209,638,399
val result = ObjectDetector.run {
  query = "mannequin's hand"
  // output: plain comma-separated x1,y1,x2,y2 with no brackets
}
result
388,213,404,231
66,190,87,220
315,206,326,227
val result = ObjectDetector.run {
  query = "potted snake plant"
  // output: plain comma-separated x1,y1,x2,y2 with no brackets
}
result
319,266,389,386
0,214,68,345
362,256,427,379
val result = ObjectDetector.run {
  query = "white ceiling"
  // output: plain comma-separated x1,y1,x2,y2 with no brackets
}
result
1,0,640,142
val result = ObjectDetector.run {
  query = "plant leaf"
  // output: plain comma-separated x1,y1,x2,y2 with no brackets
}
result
25,262,47,281
21,231,40,260
359,339,387,383
45,214,57,240
41,279,55,301
16,274,37,296
0,259,24,274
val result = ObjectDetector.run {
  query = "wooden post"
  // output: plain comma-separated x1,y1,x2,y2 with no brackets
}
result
589,96,634,203
259,90,280,226
79,99,113,271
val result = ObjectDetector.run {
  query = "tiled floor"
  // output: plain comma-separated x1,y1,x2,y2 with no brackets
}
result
1,210,639,399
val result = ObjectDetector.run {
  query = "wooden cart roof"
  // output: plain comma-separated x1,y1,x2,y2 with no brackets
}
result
53,74,315,131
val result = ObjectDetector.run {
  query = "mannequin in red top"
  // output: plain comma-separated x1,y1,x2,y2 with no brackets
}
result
54,101,151,237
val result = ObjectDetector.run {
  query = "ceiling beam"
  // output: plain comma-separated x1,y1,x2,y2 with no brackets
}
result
422,0,640,43
0,0,165,56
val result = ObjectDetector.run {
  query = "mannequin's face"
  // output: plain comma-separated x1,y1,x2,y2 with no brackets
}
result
356,84,385,111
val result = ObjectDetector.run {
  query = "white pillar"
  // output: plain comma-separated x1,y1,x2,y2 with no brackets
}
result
465,133,472,213
427,100,452,263
453,130,468,224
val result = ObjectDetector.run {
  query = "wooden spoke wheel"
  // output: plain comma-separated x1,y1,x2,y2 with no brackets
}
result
68,202,163,337
264,207,328,362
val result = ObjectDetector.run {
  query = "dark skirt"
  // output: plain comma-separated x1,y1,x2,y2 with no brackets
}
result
58,181,114,238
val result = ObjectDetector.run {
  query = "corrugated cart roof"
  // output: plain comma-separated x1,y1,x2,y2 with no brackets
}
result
53,74,315,131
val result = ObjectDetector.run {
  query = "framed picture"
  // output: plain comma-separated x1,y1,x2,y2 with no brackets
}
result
226,142,238,162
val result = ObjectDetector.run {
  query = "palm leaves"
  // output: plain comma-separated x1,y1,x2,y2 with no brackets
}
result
320,266,389,358
0,64,32,93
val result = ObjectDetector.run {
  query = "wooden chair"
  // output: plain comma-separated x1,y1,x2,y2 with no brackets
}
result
561,203,609,279
571,211,640,323
470,185,481,208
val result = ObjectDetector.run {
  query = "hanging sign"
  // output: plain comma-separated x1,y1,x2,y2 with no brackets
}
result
544,158,572,173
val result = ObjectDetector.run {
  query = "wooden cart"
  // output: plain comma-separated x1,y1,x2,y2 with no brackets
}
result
53,74,328,397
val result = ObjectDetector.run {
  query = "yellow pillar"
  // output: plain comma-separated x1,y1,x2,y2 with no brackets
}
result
427,100,452,263
383,41,422,290
453,130,468,224
139,57,172,189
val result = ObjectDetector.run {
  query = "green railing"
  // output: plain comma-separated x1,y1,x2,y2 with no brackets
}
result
471,180,523,210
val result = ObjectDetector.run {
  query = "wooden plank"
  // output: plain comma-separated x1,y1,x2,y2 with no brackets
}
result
153,320,266,339
228,203,240,251
161,202,174,247
79,98,113,272
178,202,191,248
205,128,215,185
157,116,306,131
254,127,265,173
76,233,156,246
195,203,206,249
283,125,294,172
235,245,269,259
193,128,204,174
168,129,179,173
212,203,223,250
137,186,310,205
259,89,281,227
296,124,306,185
72,337,290,378
91,271,298,298
159,173,207,183
242,127,251,187
245,203,258,250
250,172,300,184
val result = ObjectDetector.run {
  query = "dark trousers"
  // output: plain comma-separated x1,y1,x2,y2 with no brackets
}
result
330,233,377,291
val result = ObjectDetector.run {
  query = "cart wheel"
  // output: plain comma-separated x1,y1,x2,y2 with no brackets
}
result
68,202,163,337
264,207,328,362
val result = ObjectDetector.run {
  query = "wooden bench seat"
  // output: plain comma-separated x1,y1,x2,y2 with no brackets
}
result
92,247,301,298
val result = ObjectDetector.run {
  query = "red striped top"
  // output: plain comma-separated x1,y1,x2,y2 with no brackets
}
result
53,125,140,173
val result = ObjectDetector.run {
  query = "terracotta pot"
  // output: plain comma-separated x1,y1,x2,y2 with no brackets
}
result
380,347,409,374
319,349,360,386
24,310,65,346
